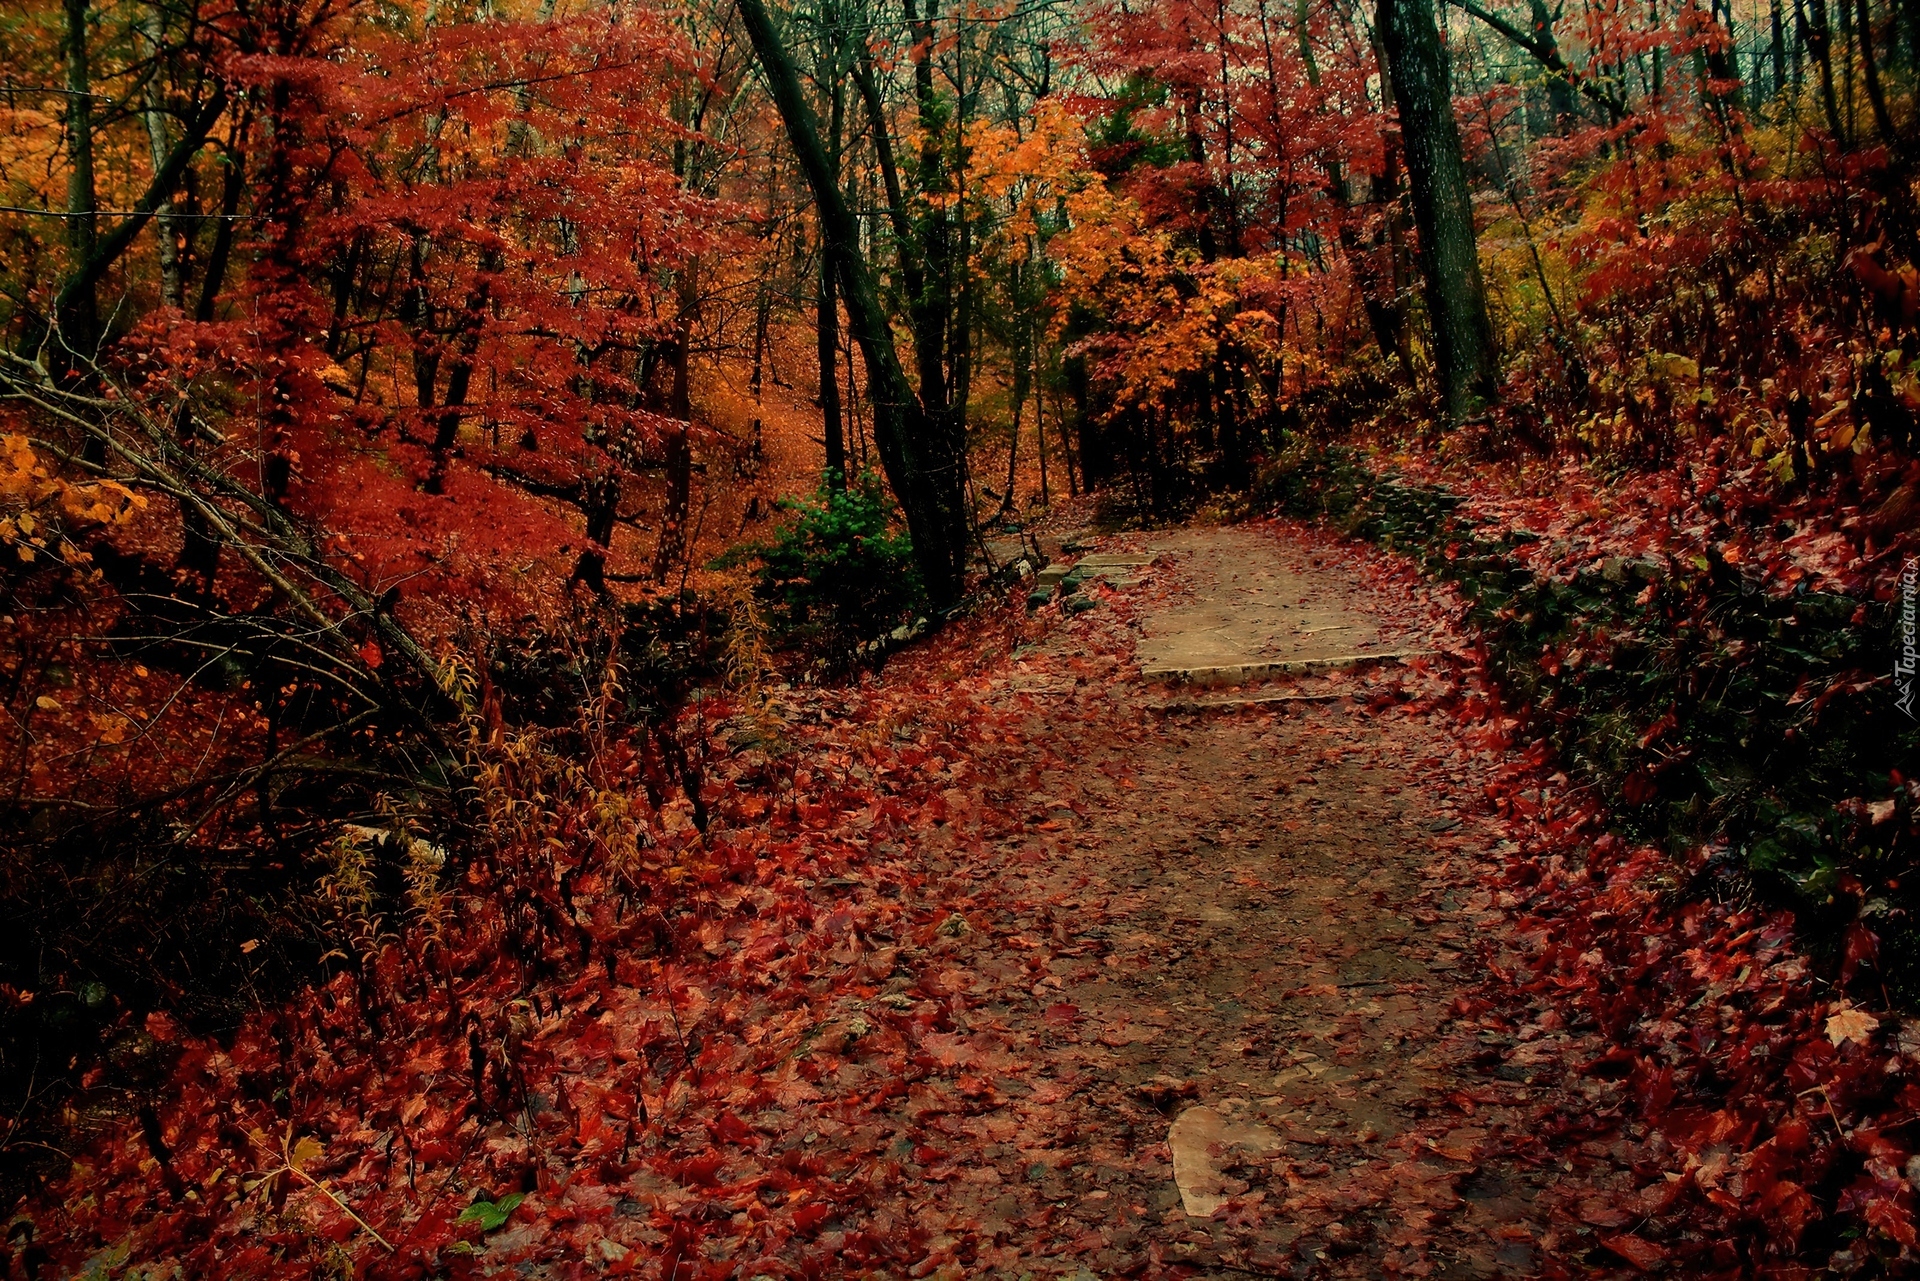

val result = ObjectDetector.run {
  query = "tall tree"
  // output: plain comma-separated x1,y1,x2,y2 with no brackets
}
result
1377,0,1498,421
57,0,99,373
737,0,971,605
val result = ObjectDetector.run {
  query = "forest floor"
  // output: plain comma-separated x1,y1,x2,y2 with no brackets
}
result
41,520,1765,1279
806,523,1648,1278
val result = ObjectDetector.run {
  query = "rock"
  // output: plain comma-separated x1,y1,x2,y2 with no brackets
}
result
1065,596,1099,615
1136,1075,1200,1107
1168,1104,1283,1218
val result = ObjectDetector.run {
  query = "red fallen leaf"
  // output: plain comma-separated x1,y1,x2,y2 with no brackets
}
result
1600,1233,1669,1270
1840,921,1880,986
1759,1178,1816,1244
1577,1198,1637,1228
1865,1190,1920,1248
957,1073,997,1099
358,639,384,669
676,1152,727,1186
709,1111,754,1146
1043,1002,1080,1025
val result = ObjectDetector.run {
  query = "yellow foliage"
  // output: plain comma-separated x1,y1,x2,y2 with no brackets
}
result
0,434,146,564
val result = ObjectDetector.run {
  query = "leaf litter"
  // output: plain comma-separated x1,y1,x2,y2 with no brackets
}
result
15,521,1916,1278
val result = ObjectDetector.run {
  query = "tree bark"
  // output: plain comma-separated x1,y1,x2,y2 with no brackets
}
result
138,9,184,310
737,0,969,605
1527,0,1580,127
195,125,247,322
1377,0,1498,422
818,56,847,488
653,262,698,581
818,242,847,485
1854,0,1896,142
1802,0,1846,140
58,0,99,372
1771,0,1789,97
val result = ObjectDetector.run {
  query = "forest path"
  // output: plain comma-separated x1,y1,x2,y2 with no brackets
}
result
865,524,1631,1278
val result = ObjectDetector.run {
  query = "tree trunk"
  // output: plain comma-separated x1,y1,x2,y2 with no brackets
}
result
1035,364,1049,506
903,0,954,434
1803,0,1846,139
737,0,969,605
818,242,847,485
1001,307,1030,519
1377,0,1499,422
59,0,99,374
1771,0,1789,97
1854,0,1896,142
1527,0,1580,127
653,263,698,582
818,64,847,488
196,125,247,322
139,10,184,310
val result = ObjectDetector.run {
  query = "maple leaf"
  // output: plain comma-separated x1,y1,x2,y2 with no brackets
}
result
1600,1233,1669,1270
1825,1005,1879,1047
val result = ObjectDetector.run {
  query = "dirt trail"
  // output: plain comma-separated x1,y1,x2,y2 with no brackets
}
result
857,525,1628,1277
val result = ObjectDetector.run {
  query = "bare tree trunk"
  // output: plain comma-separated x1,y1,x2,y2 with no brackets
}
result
1855,0,1896,141
59,0,100,373
1528,0,1581,127
1000,302,1030,519
1803,0,1847,139
1771,0,1789,96
195,127,246,322
818,244,846,485
1036,366,1049,506
818,62,847,488
139,10,184,310
1377,0,1499,422
653,263,697,582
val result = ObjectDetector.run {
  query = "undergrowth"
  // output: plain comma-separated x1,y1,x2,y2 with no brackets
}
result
1258,443,1920,1005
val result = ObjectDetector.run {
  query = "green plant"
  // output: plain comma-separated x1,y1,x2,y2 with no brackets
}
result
750,473,924,664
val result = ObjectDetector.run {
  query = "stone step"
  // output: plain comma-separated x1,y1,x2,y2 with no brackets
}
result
1139,649,1438,688
1149,690,1348,714
1074,553,1158,569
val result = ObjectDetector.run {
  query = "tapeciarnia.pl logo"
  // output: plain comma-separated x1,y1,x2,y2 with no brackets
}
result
1900,557,1919,720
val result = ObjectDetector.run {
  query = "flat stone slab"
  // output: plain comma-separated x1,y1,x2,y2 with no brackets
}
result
1142,649,1437,687
1168,1104,1284,1218
1133,528,1396,687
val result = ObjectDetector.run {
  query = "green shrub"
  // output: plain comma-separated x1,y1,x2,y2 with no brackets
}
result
751,473,923,664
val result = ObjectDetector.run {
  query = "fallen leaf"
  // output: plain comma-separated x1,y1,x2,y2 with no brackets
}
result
1826,1005,1878,1047
1600,1232,1669,1270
